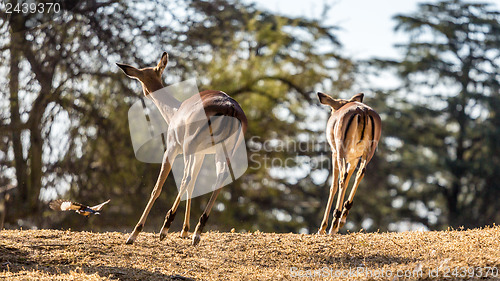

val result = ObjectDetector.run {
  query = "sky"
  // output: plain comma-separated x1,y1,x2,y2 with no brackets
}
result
248,0,500,60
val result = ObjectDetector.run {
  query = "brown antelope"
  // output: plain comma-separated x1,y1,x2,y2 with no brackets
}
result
317,92,381,234
117,53,247,245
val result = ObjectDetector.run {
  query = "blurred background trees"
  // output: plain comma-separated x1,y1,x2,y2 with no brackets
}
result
0,0,498,233
371,0,500,230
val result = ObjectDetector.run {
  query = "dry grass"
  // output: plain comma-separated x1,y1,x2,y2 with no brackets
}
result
1,226,500,280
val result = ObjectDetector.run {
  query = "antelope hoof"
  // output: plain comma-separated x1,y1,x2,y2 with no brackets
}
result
126,231,138,244
317,229,326,235
160,229,168,241
329,216,340,235
192,234,201,246
159,233,167,241
329,226,339,235
180,229,189,238
159,230,169,241
338,221,346,230
339,211,348,229
159,228,169,241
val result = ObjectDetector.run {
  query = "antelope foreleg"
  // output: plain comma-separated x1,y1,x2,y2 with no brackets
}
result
126,150,175,245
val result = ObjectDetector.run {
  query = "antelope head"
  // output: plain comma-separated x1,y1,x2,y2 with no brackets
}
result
116,52,169,96
317,92,364,112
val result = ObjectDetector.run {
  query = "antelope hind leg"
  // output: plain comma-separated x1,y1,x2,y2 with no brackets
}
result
330,160,355,234
339,159,367,229
318,154,339,234
192,145,230,246
159,154,197,241
181,154,205,238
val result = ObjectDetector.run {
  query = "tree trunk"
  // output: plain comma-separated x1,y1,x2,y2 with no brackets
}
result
29,121,43,214
446,182,460,228
9,16,29,214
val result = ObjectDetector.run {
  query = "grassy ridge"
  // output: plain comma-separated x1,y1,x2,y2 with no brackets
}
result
1,226,500,280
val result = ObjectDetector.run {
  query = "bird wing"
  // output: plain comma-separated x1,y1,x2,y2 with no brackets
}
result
49,199,87,211
89,199,111,212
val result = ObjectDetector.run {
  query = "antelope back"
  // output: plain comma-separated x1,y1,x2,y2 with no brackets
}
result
327,101,381,163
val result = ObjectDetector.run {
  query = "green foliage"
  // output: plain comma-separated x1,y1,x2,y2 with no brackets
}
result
0,0,355,233
166,0,355,233
3,0,497,233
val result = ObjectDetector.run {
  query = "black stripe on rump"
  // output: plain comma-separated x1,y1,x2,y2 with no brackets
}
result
358,113,366,144
369,115,375,141
343,113,358,142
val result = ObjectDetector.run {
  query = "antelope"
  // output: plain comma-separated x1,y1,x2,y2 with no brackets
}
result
117,52,247,245
317,92,381,234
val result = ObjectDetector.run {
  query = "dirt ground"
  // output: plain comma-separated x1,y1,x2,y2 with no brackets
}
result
1,226,500,280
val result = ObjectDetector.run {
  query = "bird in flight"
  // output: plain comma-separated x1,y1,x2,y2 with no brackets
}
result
49,199,110,217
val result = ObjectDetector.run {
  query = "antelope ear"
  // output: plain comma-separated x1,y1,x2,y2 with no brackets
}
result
318,92,333,105
349,93,364,103
156,52,168,74
317,92,344,110
116,63,142,79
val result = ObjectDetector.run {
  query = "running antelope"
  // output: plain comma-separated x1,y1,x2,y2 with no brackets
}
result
117,53,247,245
317,92,381,234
